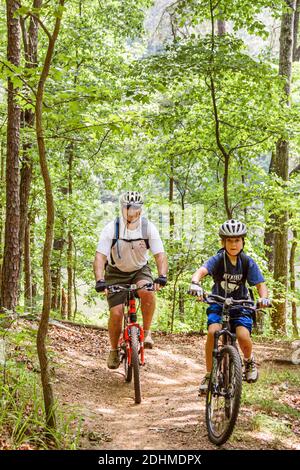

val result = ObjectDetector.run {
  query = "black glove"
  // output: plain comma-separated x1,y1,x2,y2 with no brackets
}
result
95,279,107,292
153,275,167,287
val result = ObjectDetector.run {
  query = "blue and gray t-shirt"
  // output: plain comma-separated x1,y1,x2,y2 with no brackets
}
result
203,250,265,300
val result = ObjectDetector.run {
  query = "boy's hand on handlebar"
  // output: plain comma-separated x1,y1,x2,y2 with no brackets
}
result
188,282,204,301
258,297,271,308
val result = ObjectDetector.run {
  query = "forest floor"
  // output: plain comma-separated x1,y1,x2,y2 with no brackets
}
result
47,322,300,450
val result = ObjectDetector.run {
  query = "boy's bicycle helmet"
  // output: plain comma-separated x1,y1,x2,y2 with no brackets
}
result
219,219,247,238
120,191,144,207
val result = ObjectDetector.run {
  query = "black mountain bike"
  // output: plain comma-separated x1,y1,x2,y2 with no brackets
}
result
107,283,154,404
203,294,257,446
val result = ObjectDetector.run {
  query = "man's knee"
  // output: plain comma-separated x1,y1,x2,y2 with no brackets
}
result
109,305,124,321
137,281,155,304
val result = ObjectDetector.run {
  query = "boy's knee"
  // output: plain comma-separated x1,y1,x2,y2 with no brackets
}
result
236,326,251,341
208,324,221,336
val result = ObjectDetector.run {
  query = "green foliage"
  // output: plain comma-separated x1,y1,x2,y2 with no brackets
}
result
0,318,81,449
0,0,299,333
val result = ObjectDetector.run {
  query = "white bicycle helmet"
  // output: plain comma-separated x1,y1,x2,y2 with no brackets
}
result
219,219,247,238
120,191,144,207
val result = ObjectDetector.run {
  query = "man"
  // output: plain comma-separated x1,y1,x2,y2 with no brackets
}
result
94,191,168,369
189,219,270,393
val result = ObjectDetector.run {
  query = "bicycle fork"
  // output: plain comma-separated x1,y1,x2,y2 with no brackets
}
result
210,330,237,389
125,297,145,366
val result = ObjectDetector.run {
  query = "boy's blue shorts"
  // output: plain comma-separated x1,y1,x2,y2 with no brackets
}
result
207,303,253,334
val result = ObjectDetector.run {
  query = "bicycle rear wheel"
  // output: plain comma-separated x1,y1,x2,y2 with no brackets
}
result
130,325,141,404
206,345,242,446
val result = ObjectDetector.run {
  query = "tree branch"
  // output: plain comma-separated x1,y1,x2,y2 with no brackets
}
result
289,162,300,176
27,12,52,41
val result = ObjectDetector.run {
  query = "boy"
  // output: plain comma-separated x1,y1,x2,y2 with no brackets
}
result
189,219,270,393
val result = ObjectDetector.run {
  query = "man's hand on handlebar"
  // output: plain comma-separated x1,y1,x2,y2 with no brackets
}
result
153,275,167,292
95,279,107,293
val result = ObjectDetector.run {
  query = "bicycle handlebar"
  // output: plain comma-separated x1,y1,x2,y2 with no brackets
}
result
106,282,154,294
204,294,256,310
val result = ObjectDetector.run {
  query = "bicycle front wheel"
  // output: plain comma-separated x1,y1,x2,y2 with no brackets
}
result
130,326,141,404
206,345,242,446
122,343,132,383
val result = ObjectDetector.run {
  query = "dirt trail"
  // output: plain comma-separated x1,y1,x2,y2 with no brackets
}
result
49,324,300,450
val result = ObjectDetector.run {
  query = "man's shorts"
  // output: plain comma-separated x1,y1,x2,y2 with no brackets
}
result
207,303,253,334
104,264,153,309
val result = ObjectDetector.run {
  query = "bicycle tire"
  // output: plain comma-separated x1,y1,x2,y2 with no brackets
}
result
123,344,132,383
206,345,242,446
131,325,142,404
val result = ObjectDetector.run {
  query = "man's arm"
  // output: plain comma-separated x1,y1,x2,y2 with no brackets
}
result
93,252,107,281
154,252,168,276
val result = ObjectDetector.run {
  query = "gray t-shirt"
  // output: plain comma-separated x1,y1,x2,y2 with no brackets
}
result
96,217,164,272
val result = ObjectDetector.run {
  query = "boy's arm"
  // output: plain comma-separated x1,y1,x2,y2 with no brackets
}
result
192,266,209,284
255,282,270,307
255,282,268,298
189,267,209,298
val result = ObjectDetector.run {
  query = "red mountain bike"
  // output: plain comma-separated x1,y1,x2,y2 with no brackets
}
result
107,282,154,404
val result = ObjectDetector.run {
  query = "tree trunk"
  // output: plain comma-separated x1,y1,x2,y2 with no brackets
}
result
19,125,33,277
51,237,64,309
223,154,232,218
178,284,185,321
35,0,65,430
264,151,276,272
289,229,299,337
168,161,175,332
19,2,42,305
209,75,232,219
67,143,74,320
29,211,38,307
217,19,226,36
67,232,73,320
293,0,300,60
61,287,67,320
0,139,5,293
272,1,295,334
24,216,32,309
1,0,21,311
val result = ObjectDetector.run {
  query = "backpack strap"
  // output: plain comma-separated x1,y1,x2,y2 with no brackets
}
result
141,217,150,249
239,251,249,283
110,217,120,265
239,251,255,300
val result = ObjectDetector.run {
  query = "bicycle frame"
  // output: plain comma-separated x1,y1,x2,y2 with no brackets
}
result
121,289,145,367
210,301,241,386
